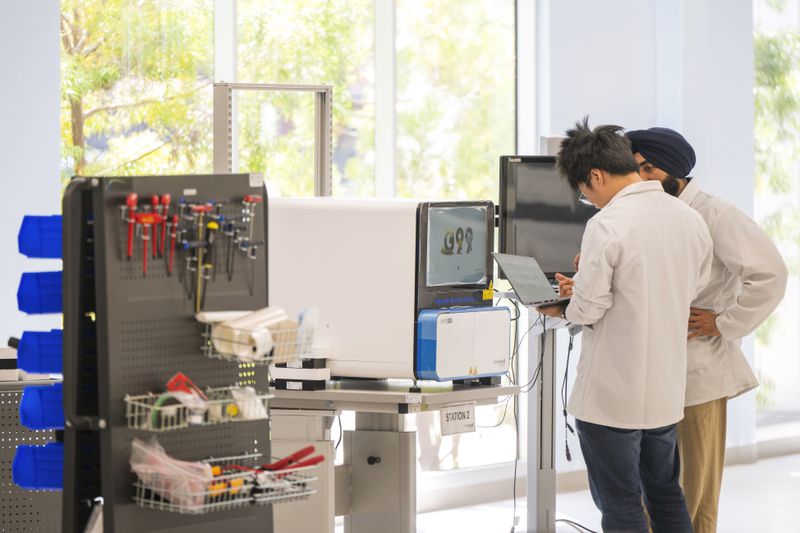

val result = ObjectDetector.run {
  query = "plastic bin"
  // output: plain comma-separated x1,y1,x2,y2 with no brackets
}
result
12,442,64,490
17,271,62,314
18,215,62,259
19,382,64,430
17,329,63,374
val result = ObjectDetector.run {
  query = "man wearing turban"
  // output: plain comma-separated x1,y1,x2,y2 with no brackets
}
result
625,127,788,533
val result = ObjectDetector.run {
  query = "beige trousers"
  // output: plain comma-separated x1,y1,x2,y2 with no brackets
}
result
677,397,728,533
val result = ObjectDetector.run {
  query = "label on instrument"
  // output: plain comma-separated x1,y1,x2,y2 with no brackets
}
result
286,381,303,391
183,188,198,196
249,173,264,188
482,281,494,301
440,402,476,436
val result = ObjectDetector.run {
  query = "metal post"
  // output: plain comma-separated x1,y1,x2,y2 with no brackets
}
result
212,82,334,196
344,413,416,533
315,88,333,196
526,322,557,532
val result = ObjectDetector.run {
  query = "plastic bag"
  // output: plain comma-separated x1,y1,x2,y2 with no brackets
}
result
230,386,268,420
130,438,213,511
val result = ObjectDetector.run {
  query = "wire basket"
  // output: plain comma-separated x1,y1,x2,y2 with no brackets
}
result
252,464,319,505
201,322,314,365
132,453,318,514
125,386,272,432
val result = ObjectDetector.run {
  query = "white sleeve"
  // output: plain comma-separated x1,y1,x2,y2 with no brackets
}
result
694,216,714,301
713,205,789,340
565,219,619,326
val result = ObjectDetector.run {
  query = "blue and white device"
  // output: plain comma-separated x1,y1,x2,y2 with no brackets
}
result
268,198,510,382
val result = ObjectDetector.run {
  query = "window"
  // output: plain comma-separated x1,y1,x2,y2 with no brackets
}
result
237,0,374,196
60,0,214,182
396,0,516,201
753,0,800,428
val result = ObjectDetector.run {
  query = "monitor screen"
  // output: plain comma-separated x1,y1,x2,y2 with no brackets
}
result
427,205,489,287
499,156,597,277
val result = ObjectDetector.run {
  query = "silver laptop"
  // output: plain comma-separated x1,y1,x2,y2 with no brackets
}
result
493,253,571,307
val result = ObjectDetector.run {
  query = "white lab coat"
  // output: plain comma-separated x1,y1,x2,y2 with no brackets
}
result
679,180,788,407
565,180,713,430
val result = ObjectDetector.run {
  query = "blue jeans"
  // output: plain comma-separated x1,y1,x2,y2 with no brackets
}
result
576,419,693,533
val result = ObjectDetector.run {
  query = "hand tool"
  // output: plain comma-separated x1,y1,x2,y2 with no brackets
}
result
125,193,138,259
160,193,171,256
150,195,160,258
167,214,178,276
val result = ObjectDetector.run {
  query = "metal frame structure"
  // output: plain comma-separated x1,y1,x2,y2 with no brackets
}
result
269,381,519,533
213,82,334,197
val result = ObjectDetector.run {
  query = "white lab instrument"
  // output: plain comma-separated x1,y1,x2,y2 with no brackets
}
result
268,198,510,381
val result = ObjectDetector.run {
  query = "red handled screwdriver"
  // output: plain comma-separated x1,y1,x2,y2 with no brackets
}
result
160,193,171,256
126,193,138,259
150,195,160,258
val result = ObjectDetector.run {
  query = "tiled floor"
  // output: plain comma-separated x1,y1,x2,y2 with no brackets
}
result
414,454,800,533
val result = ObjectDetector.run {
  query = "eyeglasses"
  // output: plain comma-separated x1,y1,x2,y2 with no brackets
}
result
578,172,594,206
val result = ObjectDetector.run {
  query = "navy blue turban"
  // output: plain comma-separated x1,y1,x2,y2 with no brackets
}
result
625,127,696,179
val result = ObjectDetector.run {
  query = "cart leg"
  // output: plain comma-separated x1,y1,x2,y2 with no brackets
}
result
343,413,415,533
271,409,338,533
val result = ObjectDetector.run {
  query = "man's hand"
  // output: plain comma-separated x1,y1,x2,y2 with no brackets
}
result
573,253,581,272
688,308,721,340
536,303,565,319
555,273,574,298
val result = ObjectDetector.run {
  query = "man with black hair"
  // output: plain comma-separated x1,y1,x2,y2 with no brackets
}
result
538,118,713,533
626,127,788,533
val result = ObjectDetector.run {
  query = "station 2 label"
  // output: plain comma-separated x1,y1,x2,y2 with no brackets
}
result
440,402,476,436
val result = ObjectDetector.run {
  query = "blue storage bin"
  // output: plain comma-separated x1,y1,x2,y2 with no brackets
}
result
17,329,63,374
12,442,64,490
17,271,62,314
19,383,64,430
18,215,62,259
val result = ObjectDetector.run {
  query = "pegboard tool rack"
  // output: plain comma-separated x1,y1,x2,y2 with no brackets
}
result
62,174,274,533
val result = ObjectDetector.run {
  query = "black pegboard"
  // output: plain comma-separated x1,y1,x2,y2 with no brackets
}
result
63,174,273,533
0,386,61,533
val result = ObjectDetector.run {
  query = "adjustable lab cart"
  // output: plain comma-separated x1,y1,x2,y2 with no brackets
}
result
61,174,313,533
270,380,519,533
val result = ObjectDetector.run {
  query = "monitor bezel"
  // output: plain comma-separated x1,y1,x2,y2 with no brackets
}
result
499,154,588,279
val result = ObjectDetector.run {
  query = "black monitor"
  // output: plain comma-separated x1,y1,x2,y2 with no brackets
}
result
499,155,597,278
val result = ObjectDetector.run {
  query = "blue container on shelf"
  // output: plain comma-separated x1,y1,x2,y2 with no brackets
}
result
19,382,64,431
17,271,62,314
18,215,63,259
17,329,63,374
12,442,64,490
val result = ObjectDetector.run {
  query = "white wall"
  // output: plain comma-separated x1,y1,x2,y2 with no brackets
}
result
532,0,758,468
0,1,62,344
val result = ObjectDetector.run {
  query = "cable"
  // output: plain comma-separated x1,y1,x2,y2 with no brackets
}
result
509,314,543,387
561,334,576,461
519,316,547,393
334,415,343,451
511,393,519,533
555,518,599,533
478,394,514,428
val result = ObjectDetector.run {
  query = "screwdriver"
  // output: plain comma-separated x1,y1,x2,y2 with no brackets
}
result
168,214,178,276
126,193,138,259
150,195,160,258
160,193,171,257
199,221,219,309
